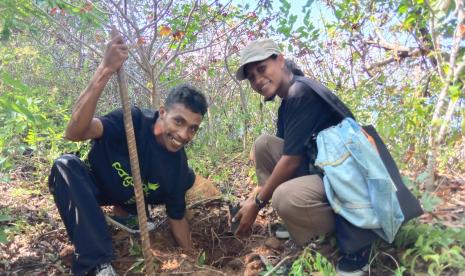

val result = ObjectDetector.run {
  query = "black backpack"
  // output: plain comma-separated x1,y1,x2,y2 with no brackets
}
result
296,76,423,252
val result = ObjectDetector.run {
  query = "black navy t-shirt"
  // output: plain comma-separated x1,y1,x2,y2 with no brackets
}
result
88,107,195,219
277,76,342,157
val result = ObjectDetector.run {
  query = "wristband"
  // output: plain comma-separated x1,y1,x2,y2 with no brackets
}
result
254,193,268,210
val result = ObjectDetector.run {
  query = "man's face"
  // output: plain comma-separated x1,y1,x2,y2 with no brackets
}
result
155,103,203,152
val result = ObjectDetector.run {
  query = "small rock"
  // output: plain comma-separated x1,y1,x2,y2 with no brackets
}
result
244,260,263,276
225,258,243,271
59,244,74,267
59,245,74,258
244,253,261,263
264,237,283,250
40,240,52,248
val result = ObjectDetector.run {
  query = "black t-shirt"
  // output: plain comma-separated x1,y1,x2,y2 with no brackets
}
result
88,107,195,219
277,76,341,157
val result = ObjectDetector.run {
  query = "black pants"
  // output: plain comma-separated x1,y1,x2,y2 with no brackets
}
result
48,154,115,275
335,215,377,254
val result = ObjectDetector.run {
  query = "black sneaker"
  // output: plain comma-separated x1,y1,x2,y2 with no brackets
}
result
336,246,370,276
283,239,303,255
105,214,155,234
92,262,117,276
228,203,240,234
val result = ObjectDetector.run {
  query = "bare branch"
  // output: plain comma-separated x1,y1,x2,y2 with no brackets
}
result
425,0,447,80
437,88,462,144
31,2,151,94
109,0,140,33
364,38,419,57
154,0,199,81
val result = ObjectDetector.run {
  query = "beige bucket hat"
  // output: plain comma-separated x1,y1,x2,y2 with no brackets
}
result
235,38,281,81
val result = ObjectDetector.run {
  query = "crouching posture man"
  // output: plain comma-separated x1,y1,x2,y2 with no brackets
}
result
48,34,207,275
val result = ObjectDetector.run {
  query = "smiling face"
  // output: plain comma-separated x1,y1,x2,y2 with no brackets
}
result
154,103,203,152
244,54,288,100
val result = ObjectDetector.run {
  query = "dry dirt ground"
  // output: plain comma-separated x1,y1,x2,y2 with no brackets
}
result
1,159,464,275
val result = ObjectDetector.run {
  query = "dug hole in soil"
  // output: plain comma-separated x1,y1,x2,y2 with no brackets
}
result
2,160,465,275
108,198,335,275
105,175,334,275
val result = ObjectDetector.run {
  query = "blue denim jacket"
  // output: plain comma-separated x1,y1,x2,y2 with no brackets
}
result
315,118,404,243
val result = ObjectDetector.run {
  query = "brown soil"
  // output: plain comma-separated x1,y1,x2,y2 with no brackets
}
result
0,160,321,275
1,160,464,275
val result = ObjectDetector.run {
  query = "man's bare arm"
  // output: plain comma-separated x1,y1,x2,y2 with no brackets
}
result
168,216,194,250
65,35,128,141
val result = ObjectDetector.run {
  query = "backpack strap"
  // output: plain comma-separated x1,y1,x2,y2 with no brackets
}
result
294,75,355,120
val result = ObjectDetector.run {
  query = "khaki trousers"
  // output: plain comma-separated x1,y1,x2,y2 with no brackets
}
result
253,134,335,246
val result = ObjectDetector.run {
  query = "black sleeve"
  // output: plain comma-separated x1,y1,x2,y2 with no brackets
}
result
282,83,326,156
186,167,196,190
98,107,142,142
165,194,186,220
276,104,284,139
98,108,125,142
164,158,195,219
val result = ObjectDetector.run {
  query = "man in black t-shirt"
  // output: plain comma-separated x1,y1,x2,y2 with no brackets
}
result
48,34,208,276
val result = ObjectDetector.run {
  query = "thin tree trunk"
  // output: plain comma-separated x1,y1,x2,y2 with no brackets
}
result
425,0,464,190
437,95,460,144
76,29,84,72
151,83,159,109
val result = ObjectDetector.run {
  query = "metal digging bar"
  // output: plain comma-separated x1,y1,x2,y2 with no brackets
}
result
111,27,155,275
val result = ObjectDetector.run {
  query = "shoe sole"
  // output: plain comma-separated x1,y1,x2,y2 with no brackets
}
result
336,264,369,276
275,229,290,239
105,215,155,234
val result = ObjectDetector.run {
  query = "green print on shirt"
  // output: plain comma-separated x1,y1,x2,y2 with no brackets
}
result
111,162,160,196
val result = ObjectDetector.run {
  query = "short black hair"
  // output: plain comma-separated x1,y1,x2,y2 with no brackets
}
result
165,84,208,116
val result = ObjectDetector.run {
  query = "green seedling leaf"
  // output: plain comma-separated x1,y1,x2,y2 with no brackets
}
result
0,215,12,222
421,193,442,213
197,251,206,267
0,228,7,243
415,171,429,183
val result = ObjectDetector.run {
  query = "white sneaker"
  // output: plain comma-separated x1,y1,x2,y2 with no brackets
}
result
94,263,118,276
336,264,368,276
